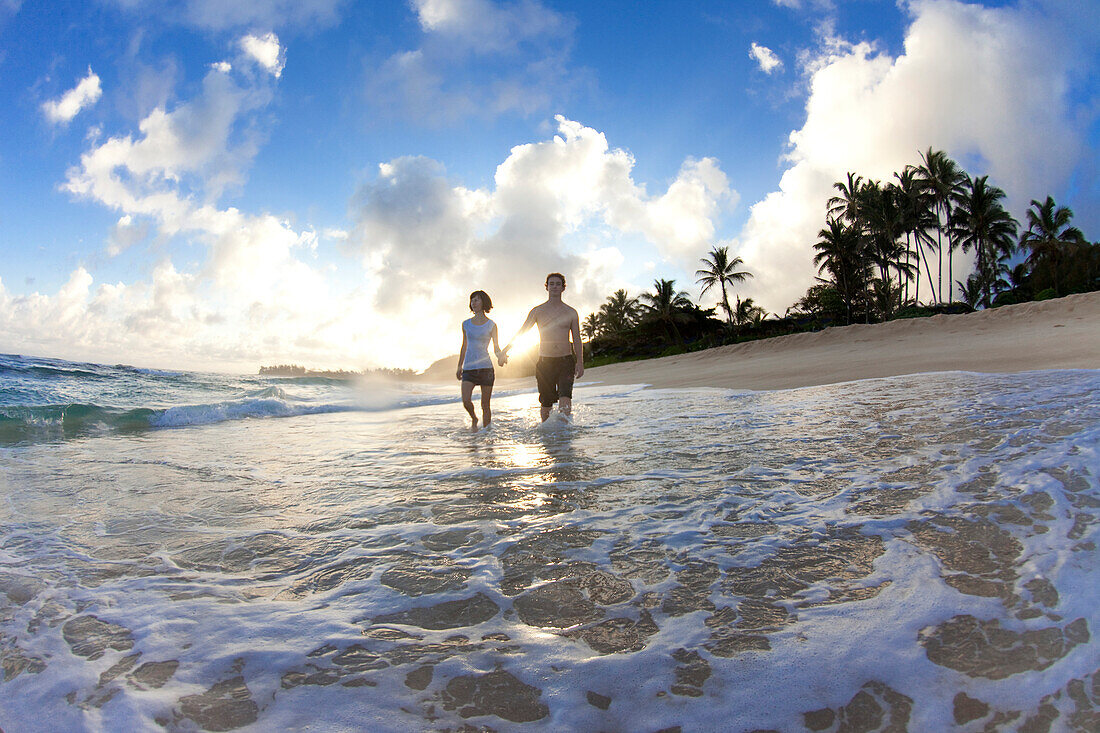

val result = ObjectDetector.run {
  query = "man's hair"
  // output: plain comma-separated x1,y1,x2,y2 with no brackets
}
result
545,272,566,288
469,290,493,312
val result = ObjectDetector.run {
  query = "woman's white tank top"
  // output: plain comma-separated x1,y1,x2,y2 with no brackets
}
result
462,318,495,369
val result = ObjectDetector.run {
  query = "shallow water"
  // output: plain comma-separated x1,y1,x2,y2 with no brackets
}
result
1,359,1098,731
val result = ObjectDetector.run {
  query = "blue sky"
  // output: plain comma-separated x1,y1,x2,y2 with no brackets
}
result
1,0,1097,371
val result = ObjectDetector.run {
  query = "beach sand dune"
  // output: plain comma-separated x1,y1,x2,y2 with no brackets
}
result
585,292,1099,390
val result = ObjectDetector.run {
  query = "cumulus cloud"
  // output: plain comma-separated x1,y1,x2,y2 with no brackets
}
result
749,42,783,74
735,0,1099,315
367,0,580,124
348,115,735,362
41,68,102,124
11,51,358,370
239,32,285,78
64,66,266,211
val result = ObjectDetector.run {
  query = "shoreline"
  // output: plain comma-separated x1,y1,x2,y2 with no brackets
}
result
579,292,1100,391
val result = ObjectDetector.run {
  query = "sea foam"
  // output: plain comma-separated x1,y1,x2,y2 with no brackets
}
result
0,368,1096,731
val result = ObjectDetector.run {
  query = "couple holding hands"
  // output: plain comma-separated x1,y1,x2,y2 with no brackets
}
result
456,272,584,431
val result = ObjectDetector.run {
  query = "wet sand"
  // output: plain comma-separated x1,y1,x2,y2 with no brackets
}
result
584,292,1100,391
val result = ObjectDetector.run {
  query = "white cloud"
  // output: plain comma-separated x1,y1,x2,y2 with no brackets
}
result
348,115,735,361
109,0,342,31
368,0,579,123
412,0,570,53
17,53,355,370
107,215,149,256
41,68,102,125
239,32,285,78
64,67,265,211
749,42,783,74
735,0,1099,314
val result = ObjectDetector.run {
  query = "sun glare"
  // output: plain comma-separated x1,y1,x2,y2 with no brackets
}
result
507,325,540,355
506,443,543,469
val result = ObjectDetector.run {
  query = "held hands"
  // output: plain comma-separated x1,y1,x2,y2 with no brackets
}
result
456,368,462,380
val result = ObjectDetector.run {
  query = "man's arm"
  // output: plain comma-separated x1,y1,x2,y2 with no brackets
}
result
570,309,584,378
503,308,538,355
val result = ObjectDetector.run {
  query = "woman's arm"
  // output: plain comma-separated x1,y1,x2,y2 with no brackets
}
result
456,328,468,380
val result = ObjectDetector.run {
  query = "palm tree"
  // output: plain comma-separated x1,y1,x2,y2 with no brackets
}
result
1002,262,1031,302
813,218,871,324
640,278,693,343
582,313,601,341
949,175,1018,307
1019,196,1086,297
956,274,983,309
734,297,768,327
827,172,865,227
893,166,938,304
598,289,641,336
859,181,915,317
917,148,966,303
695,245,753,328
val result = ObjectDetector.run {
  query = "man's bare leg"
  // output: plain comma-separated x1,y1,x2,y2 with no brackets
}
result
540,404,552,422
559,397,572,417
461,381,479,431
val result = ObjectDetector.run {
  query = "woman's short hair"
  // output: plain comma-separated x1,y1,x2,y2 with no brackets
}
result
469,290,493,312
545,272,566,288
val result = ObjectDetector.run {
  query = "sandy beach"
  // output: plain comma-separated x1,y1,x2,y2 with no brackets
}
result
582,291,1100,391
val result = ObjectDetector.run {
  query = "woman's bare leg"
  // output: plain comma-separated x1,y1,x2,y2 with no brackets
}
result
461,380,478,431
481,384,493,427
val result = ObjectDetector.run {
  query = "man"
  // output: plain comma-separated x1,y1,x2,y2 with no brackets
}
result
502,272,584,421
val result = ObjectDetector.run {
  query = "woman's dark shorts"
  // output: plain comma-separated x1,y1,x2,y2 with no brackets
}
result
461,368,495,387
535,355,575,406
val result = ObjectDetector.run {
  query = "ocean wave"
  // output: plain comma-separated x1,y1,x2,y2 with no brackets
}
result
113,363,187,378
0,397,357,442
0,403,157,441
151,396,356,428
0,362,110,380
0,388,474,443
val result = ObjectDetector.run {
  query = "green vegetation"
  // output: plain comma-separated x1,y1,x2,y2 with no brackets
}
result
584,149,1097,366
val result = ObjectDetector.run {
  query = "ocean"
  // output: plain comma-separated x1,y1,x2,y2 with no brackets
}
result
0,352,1097,732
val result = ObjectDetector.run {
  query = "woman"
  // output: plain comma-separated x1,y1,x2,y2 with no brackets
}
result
456,290,504,431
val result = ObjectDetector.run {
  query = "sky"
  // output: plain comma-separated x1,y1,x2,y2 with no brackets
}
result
1,0,1097,373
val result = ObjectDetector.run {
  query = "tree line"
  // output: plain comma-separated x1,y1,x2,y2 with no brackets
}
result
259,364,417,378
583,147,1097,364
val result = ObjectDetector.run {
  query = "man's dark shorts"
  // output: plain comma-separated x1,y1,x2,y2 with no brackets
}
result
461,368,495,387
536,355,575,406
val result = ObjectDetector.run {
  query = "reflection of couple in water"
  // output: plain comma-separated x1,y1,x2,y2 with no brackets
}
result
456,273,585,432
